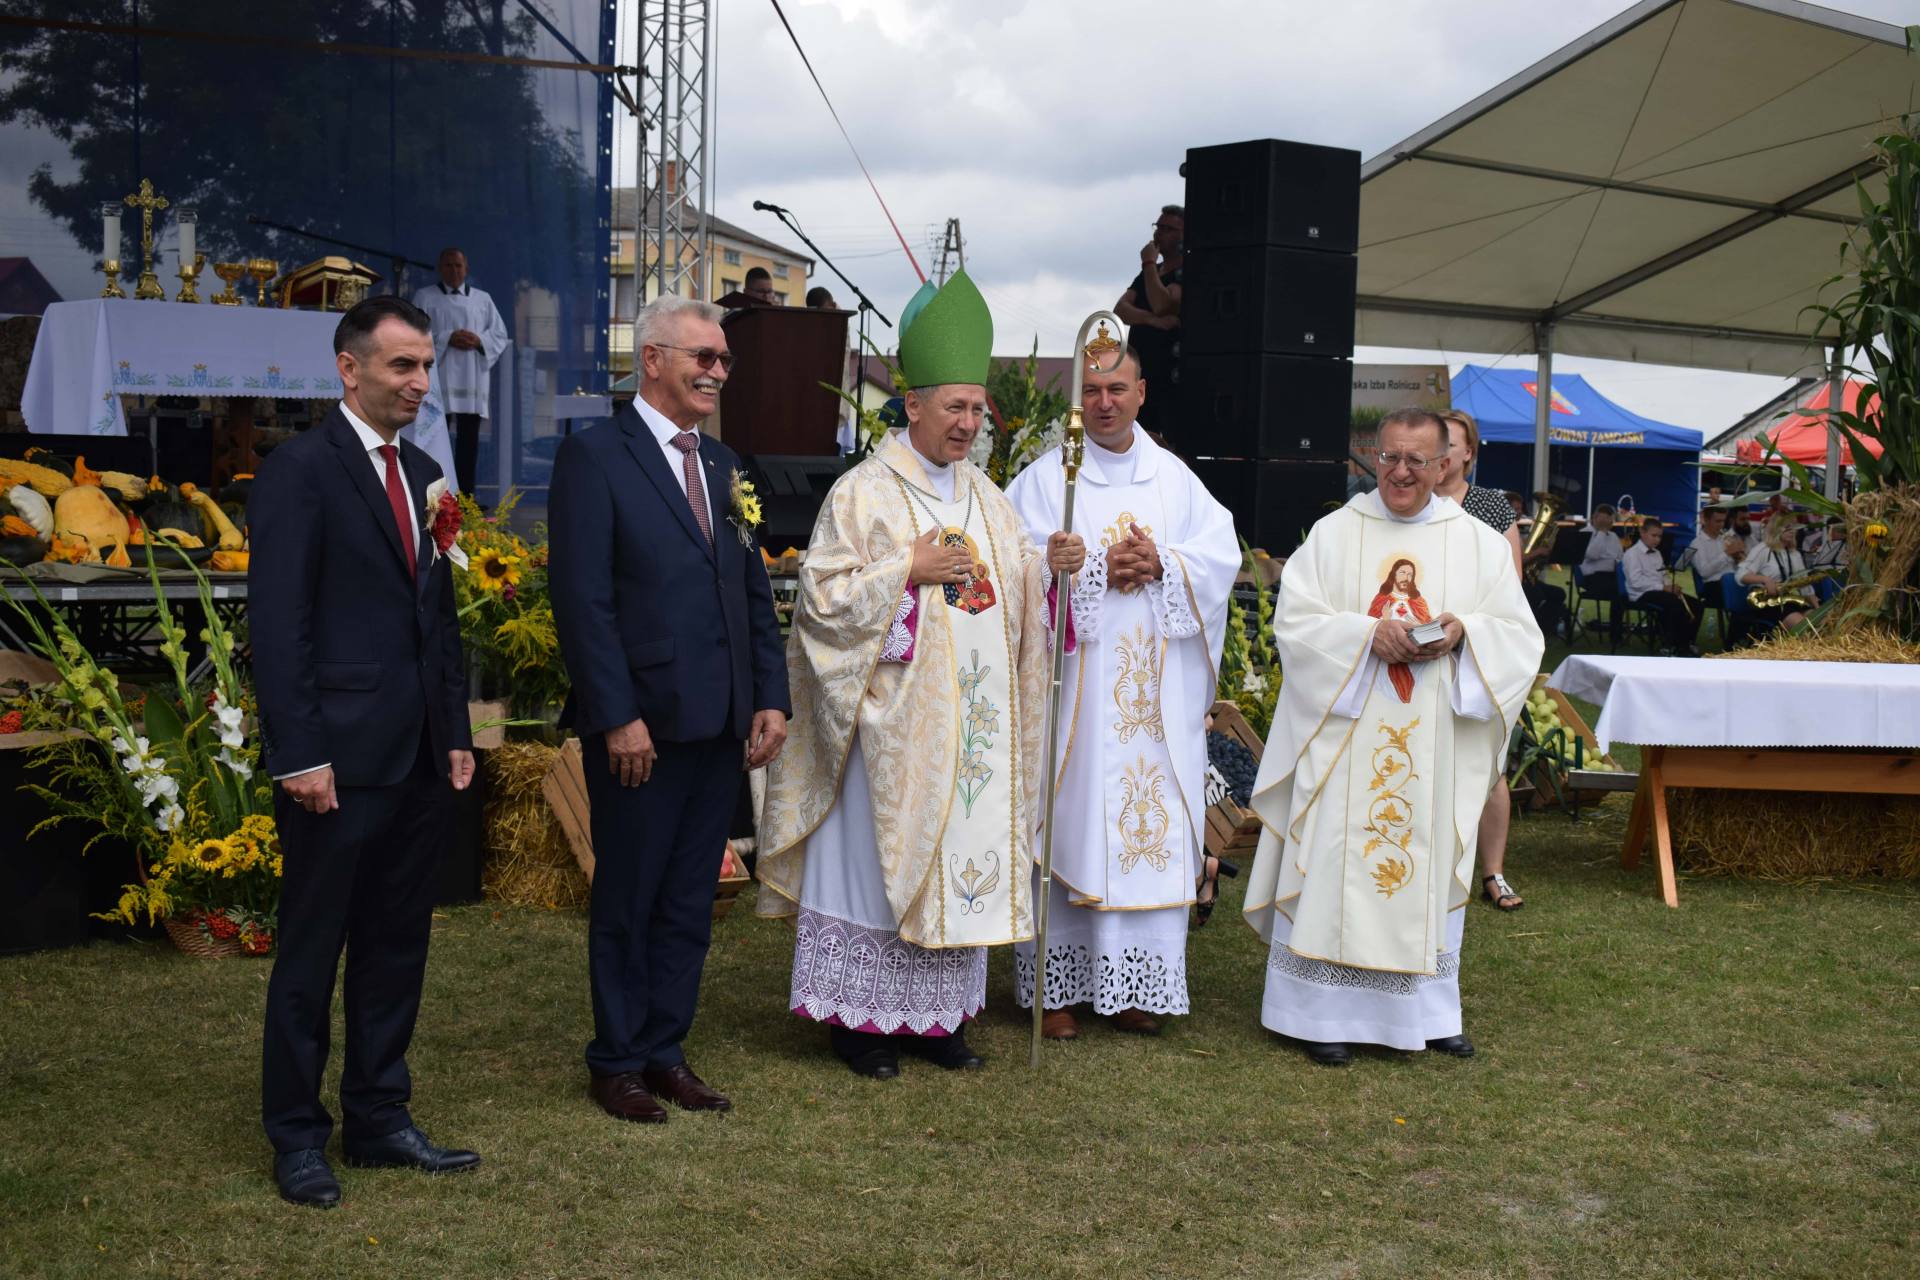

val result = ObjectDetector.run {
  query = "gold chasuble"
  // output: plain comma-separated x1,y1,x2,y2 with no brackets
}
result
757,430,1057,949
1243,492,1541,977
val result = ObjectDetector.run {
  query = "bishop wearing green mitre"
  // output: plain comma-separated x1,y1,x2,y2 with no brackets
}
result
758,271,1087,1079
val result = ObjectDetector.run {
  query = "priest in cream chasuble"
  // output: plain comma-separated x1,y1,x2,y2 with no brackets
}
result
1004,343,1238,1035
757,271,1087,1077
1244,409,1541,1063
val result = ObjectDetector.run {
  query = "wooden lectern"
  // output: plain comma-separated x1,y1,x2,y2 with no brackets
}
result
714,306,849,456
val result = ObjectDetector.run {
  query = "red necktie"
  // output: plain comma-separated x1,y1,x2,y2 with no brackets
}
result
377,444,416,581
671,431,712,544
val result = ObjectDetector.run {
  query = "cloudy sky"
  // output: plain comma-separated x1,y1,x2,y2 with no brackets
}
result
626,0,1917,436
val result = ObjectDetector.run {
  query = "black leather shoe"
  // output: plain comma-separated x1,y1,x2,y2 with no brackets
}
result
343,1125,481,1173
831,1027,900,1079
1427,1034,1476,1058
1301,1040,1352,1067
274,1148,341,1209
901,1028,985,1070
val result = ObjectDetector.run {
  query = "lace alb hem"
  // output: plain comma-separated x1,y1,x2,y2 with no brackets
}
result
1013,940,1190,1015
790,908,986,1036
1266,941,1461,995
879,589,918,663
1150,548,1201,639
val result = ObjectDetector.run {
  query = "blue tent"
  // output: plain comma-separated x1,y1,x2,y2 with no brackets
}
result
1451,365,1704,538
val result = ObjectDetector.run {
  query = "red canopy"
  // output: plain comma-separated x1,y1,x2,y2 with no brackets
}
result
1737,380,1883,465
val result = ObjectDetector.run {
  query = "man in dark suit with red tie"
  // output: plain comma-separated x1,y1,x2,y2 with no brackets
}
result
549,295,789,1123
249,296,478,1208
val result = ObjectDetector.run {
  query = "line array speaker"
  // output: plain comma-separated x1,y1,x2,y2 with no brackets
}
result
1181,245,1358,358
1183,138,1361,253
1188,459,1347,556
1181,352,1351,460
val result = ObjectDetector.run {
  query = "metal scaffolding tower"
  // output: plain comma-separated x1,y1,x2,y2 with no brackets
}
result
636,0,712,302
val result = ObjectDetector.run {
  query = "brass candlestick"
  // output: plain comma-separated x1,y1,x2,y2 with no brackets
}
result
176,253,206,304
211,262,245,306
246,258,278,307
99,259,126,299
123,179,170,300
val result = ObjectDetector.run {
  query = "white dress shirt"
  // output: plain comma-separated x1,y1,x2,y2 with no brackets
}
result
1686,530,1736,581
1622,541,1669,601
274,403,421,782
635,394,707,500
1738,542,1808,586
1579,526,1624,579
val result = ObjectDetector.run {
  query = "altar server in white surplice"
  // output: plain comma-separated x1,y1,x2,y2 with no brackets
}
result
1005,342,1239,1040
412,247,509,494
1244,408,1542,1068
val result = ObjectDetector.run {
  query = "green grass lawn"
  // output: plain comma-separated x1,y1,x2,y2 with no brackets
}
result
4,800,1917,1279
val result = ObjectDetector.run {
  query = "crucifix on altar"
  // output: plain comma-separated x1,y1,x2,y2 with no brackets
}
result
125,179,169,300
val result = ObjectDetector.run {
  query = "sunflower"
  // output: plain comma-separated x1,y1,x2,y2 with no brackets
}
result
1864,521,1889,548
191,838,230,872
472,548,523,592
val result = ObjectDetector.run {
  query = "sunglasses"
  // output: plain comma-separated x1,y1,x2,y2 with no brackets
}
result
650,343,736,372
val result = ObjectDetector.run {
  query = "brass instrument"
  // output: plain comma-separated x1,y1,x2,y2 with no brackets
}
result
1522,491,1565,560
1031,309,1123,1071
1747,567,1836,611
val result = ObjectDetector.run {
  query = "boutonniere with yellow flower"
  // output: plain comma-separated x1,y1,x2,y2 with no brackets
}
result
728,469,763,547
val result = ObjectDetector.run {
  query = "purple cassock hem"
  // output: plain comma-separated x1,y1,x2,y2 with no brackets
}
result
788,908,987,1037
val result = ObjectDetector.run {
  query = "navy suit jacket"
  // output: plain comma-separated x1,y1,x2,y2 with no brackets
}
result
248,407,471,787
549,402,790,742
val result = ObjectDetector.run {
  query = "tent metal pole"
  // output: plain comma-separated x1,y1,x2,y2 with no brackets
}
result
1532,322,1554,497
1587,447,1595,513
1824,344,1844,501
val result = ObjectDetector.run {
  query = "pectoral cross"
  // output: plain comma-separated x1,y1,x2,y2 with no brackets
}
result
125,179,169,300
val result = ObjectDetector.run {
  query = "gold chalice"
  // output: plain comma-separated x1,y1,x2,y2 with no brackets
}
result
212,262,245,306
246,258,278,307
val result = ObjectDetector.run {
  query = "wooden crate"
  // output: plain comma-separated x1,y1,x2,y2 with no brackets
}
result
1205,700,1265,858
1522,675,1635,808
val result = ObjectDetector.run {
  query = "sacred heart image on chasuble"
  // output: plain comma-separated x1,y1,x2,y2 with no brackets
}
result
940,528,997,613
1365,554,1431,703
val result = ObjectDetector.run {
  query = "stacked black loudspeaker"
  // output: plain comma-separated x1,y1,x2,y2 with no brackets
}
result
1181,139,1361,555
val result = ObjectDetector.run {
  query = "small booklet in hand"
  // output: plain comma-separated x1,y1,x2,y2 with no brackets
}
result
1409,620,1447,647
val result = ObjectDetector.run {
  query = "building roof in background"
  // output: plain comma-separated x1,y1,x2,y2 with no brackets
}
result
1706,377,1821,452
611,189,813,268
0,257,61,316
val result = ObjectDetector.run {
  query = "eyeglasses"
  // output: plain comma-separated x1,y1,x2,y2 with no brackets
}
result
649,343,735,371
1377,451,1441,472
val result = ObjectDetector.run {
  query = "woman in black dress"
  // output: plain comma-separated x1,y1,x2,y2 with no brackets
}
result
1436,410,1527,912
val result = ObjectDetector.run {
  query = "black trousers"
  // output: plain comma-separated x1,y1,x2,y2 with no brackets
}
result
583,731,741,1076
261,735,449,1153
1635,590,1703,650
450,412,481,496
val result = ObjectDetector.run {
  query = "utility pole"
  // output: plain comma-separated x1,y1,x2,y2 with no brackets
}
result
933,217,966,286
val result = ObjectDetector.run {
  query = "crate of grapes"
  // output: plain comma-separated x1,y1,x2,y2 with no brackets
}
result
1204,700,1265,859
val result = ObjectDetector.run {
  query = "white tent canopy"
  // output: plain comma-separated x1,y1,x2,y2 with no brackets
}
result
1355,0,1916,490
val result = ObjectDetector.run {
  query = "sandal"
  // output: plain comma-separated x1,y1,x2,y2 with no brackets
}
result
1192,853,1241,929
1481,873,1523,912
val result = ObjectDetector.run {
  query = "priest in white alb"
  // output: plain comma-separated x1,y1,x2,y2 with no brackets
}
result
411,246,509,494
756,271,1086,1080
1244,408,1542,1067
1005,337,1239,1040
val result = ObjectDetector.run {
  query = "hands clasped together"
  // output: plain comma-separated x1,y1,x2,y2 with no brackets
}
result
1105,522,1163,592
1370,614,1465,664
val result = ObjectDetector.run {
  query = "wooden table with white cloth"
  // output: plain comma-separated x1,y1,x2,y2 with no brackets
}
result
1548,654,1920,906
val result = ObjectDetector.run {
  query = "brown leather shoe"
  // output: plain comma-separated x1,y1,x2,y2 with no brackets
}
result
1041,1009,1079,1040
589,1071,668,1124
642,1064,732,1112
1110,1009,1161,1035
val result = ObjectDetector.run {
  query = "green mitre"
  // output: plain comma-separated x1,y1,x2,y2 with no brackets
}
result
897,269,993,388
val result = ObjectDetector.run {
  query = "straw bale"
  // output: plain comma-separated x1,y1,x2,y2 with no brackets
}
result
1712,624,1920,664
481,741,589,909
1668,785,1920,881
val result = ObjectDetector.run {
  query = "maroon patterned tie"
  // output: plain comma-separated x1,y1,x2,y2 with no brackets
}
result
376,444,416,581
671,431,712,544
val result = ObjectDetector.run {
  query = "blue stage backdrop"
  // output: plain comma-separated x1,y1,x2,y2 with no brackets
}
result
1452,365,1706,542
0,0,615,502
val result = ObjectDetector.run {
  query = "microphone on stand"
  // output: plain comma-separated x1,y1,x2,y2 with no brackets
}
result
751,200,789,214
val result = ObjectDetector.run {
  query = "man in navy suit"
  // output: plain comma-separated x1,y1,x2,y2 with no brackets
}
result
550,295,790,1123
250,297,479,1208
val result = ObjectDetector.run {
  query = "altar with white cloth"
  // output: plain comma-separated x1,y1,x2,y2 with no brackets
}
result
1548,655,1920,906
18,297,479,488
